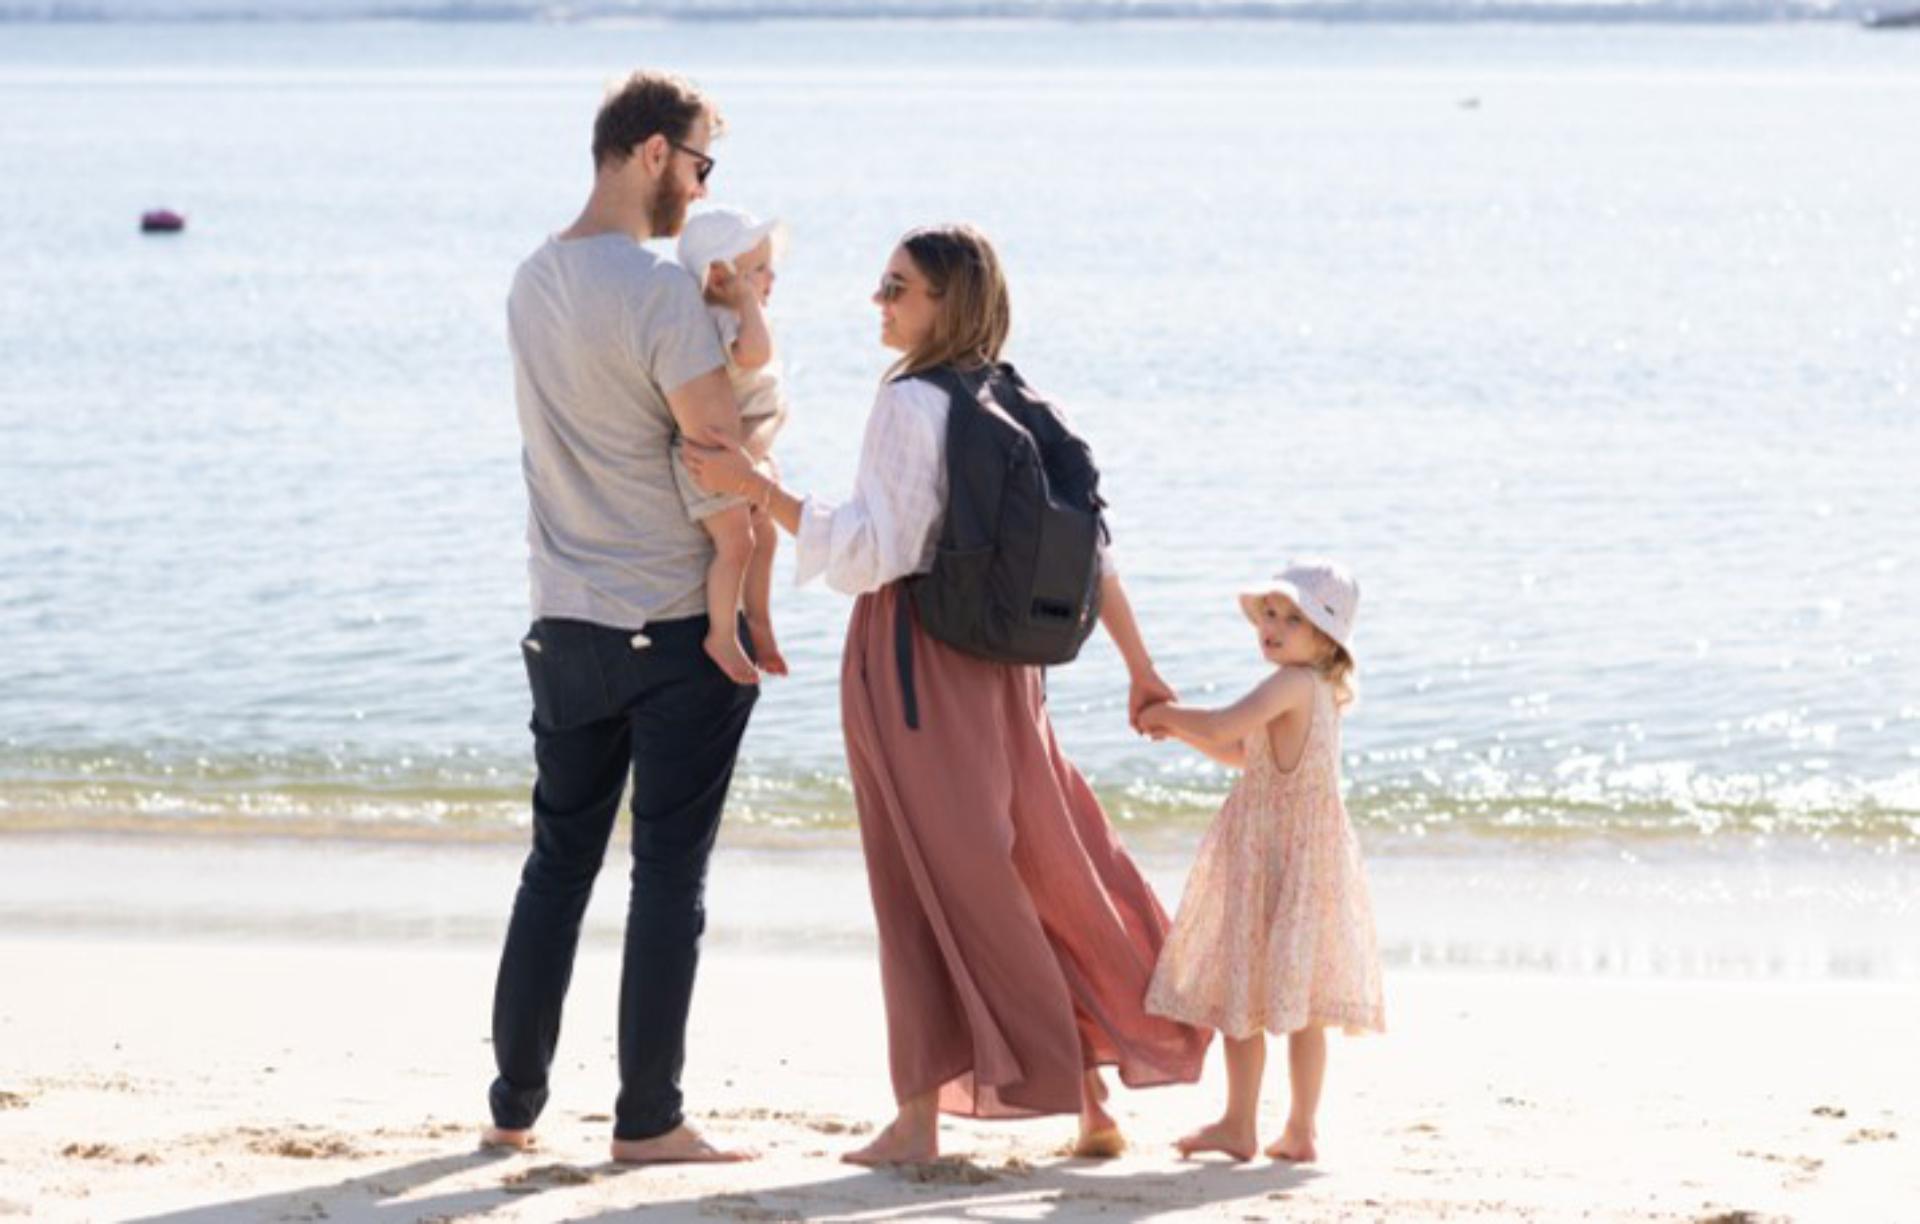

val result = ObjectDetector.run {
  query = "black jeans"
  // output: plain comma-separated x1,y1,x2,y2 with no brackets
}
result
488,614,758,1142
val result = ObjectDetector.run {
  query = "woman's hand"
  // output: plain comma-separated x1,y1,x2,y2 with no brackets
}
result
1128,668,1178,736
680,426,759,498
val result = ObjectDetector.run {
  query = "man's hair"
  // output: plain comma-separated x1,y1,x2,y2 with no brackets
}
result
592,70,723,171
892,224,1011,380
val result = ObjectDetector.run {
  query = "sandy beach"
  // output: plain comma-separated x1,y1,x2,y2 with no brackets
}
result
2,840,1914,1223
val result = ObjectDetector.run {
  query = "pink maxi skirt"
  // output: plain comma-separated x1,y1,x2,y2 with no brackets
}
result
841,584,1210,1118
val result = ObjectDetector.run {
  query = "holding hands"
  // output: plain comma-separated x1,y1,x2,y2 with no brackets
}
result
1130,669,1177,740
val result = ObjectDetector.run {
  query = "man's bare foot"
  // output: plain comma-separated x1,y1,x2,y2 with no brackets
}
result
479,1125,534,1152
609,1125,753,1165
1265,1122,1317,1162
745,618,788,677
705,631,760,686
1175,1118,1257,1162
841,1118,937,1166
1073,1069,1125,1159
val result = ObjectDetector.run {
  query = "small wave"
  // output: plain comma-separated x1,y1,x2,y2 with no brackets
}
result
4,763,1915,849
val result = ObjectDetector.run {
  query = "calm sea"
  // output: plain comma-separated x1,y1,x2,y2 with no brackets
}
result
2,20,1917,861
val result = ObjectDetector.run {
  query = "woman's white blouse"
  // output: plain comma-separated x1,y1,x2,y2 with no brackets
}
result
794,377,950,596
793,374,1115,597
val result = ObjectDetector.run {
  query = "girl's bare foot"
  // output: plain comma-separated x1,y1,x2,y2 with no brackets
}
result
842,1117,937,1166
705,631,760,686
478,1125,534,1152
609,1125,753,1165
745,618,788,677
1073,1068,1125,1159
1175,1118,1258,1162
1265,1122,1317,1162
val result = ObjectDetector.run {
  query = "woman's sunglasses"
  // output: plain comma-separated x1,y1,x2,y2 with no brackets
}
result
667,139,715,186
877,276,941,304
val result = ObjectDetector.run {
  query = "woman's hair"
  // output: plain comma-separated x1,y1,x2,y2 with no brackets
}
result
890,224,1011,380
1316,642,1358,710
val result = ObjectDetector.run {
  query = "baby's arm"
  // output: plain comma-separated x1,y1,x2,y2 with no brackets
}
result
1140,668,1317,767
727,290,773,372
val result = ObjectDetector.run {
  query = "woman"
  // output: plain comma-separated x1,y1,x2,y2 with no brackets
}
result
684,224,1208,1164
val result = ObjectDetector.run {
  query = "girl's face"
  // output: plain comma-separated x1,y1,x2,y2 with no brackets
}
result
1253,595,1336,669
731,238,776,306
873,244,940,353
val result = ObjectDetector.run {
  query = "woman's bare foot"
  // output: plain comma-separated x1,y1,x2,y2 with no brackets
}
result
609,1125,753,1165
745,617,788,677
1265,1122,1317,1162
705,630,760,686
1086,1067,1110,1105
478,1125,534,1152
1175,1118,1258,1162
1073,1069,1125,1159
842,1117,937,1166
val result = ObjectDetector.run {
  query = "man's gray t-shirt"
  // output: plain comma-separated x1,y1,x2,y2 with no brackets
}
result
509,234,725,630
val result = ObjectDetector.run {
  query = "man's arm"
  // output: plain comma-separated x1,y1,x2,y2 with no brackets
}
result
667,369,744,493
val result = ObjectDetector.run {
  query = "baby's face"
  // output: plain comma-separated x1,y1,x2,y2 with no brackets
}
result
731,238,776,306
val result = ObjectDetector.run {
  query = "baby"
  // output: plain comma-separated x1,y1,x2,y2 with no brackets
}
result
674,207,791,682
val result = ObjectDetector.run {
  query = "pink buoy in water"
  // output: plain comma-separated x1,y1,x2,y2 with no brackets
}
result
141,209,186,234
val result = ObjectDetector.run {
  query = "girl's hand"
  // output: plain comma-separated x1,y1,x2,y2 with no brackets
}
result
1129,668,1178,735
680,427,759,498
1136,701,1175,740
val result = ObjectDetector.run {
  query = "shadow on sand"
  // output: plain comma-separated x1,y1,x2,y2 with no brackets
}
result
126,1144,1322,1223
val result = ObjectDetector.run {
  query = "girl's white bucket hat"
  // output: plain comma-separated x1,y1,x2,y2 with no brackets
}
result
1239,558,1361,661
677,207,788,289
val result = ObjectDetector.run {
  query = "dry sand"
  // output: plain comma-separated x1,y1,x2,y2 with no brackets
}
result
1,936,1915,1222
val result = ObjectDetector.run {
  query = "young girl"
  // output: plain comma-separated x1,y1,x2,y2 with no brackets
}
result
1140,558,1384,1163
673,207,791,683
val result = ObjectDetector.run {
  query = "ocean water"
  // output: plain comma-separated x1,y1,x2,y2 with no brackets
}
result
1,20,1917,863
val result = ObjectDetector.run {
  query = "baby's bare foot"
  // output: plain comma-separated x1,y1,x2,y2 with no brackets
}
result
478,1125,535,1152
705,631,760,686
745,618,788,677
1265,1123,1317,1162
610,1125,753,1165
841,1119,937,1166
1175,1118,1257,1162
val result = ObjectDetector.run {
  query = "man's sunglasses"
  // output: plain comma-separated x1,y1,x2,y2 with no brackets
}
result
667,139,715,186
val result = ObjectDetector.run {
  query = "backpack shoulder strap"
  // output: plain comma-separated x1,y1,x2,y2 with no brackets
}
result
892,363,991,734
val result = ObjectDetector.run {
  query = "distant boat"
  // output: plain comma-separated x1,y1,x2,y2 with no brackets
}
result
140,209,186,234
1862,6,1920,25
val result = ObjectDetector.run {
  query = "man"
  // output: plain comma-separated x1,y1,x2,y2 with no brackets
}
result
482,69,755,1166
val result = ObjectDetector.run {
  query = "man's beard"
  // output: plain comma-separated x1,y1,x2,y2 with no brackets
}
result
650,186,690,238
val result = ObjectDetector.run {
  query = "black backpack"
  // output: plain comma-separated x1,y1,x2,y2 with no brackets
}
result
894,362,1108,729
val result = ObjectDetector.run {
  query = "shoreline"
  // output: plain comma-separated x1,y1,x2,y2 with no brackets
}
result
0,9,1891,28
2,828,1916,983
